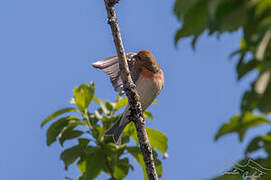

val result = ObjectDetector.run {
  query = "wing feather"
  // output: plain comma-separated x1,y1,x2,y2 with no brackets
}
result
92,53,140,95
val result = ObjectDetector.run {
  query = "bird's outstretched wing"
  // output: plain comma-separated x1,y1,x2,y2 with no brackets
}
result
92,53,141,95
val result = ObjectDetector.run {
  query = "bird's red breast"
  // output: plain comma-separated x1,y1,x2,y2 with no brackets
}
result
141,66,153,78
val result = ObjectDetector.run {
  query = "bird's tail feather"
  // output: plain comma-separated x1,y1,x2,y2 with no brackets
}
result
105,116,128,145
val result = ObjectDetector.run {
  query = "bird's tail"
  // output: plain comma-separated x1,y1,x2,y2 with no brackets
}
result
105,116,129,145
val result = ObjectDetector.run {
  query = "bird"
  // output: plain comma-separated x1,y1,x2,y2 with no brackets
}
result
92,50,164,144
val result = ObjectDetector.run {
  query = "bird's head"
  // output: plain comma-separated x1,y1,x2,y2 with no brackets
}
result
134,50,160,73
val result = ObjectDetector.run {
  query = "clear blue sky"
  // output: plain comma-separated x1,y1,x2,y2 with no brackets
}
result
0,0,263,179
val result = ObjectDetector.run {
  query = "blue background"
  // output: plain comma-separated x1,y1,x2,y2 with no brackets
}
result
0,0,262,179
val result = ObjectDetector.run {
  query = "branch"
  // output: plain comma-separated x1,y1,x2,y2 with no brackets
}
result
103,0,158,179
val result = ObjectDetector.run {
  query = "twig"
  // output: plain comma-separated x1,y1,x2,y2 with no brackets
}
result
103,0,158,179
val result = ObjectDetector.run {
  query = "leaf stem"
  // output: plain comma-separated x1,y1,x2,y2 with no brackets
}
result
84,110,92,130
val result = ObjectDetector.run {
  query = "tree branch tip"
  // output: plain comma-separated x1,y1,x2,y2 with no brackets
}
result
107,0,120,7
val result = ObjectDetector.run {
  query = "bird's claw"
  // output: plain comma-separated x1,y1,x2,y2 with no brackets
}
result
123,82,136,91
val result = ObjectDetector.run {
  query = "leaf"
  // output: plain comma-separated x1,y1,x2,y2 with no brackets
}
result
146,128,168,154
46,116,82,146
61,139,90,171
153,150,163,177
262,133,271,155
59,120,86,146
209,0,248,33
256,0,271,16
241,89,259,113
229,49,242,59
61,145,82,170
215,113,270,141
155,159,163,177
125,124,168,154
173,0,199,20
127,147,148,180
73,82,95,112
236,59,259,80
93,97,113,115
258,82,271,113
78,138,91,147
77,159,86,173
245,136,263,155
114,97,128,111
113,158,130,179
59,128,84,146
259,80,271,113
175,0,208,46
41,107,77,127
123,123,138,143
92,126,104,142
79,147,105,180
143,111,154,120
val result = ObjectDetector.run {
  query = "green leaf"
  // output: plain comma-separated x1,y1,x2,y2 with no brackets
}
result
123,123,138,144
77,159,86,173
262,133,271,154
41,107,77,128
241,90,259,113
46,116,81,146
143,111,154,120
59,120,86,146
92,126,104,142
79,147,105,180
93,97,113,115
236,59,259,80
73,82,95,112
215,113,270,141
78,138,91,148
155,159,162,177
114,97,128,111
258,81,271,113
59,129,84,146
173,0,199,20
113,158,130,179
209,0,248,33
175,0,208,46
153,150,163,177
256,0,271,16
103,143,119,156
126,125,168,154
146,128,168,154
127,147,148,180
245,136,263,155
61,145,82,170
61,139,90,171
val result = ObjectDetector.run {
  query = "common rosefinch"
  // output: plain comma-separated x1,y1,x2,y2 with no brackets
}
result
92,50,164,144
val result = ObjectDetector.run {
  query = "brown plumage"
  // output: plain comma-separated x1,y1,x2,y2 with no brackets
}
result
92,50,164,144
